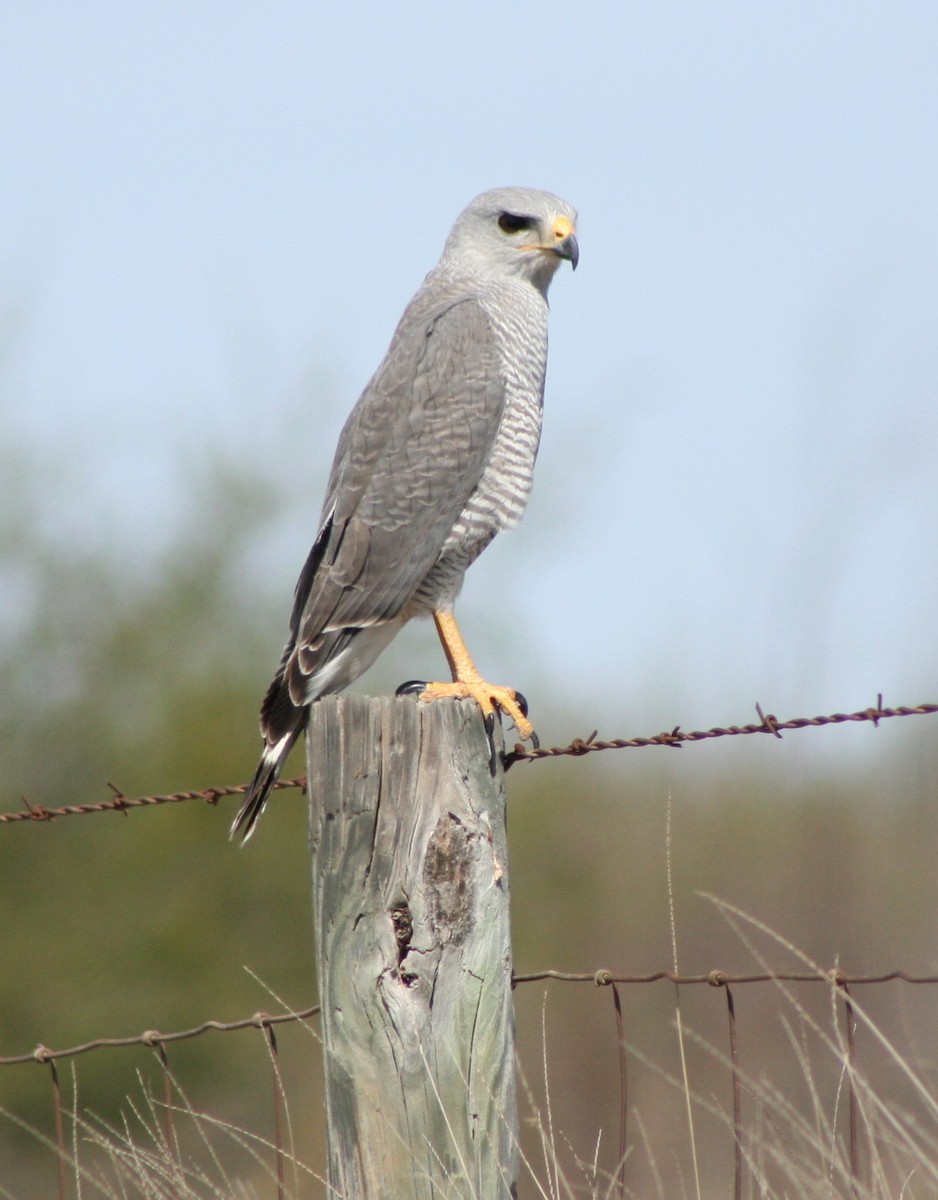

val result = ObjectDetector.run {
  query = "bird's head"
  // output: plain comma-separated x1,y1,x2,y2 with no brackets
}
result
441,187,578,294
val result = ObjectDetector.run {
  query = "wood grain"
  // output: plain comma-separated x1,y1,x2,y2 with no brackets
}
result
308,694,518,1199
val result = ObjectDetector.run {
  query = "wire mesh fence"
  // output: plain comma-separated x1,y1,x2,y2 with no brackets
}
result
2,696,936,1198
4,968,937,1200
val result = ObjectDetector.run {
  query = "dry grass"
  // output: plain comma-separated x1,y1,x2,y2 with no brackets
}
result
3,906,936,1198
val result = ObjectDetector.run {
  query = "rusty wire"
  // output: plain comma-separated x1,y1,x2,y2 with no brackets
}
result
262,1019,287,1200
3,970,935,1069
724,984,741,1200
36,1018,294,1200
514,967,938,986
0,1006,321,1068
609,982,627,1200
6,971,933,1200
49,1060,67,1200
155,1042,183,1199
505,698,938,765
4,696,933,1198
0,777,307,825
2,698,935,825
839,979,861,1198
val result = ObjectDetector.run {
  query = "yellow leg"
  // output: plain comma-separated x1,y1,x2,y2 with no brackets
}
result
420,611,536,741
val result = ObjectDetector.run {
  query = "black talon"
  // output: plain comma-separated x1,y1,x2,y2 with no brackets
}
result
483,711,498,776
513,690,529,718
530,729,540,750
396,680,427,696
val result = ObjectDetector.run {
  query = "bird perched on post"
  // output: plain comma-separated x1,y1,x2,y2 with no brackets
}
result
232,187,578,841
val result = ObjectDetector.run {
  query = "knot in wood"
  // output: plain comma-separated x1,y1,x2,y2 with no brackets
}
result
390,904,414,960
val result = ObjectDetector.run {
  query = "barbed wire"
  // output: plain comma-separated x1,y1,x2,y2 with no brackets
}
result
3,967,936,1068
505,697,938,764
0,776,307,825
2,697,935,825
6,699,933,1200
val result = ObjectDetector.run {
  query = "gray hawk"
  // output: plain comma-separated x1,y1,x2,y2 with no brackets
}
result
232,187,578,841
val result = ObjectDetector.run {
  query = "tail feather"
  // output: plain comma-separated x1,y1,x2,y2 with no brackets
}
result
230,725,304,844
236,621,403,842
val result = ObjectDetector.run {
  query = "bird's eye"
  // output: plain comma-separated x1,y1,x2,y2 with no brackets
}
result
498,212,534,235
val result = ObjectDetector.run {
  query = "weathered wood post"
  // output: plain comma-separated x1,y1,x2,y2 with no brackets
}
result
307,694,518,1199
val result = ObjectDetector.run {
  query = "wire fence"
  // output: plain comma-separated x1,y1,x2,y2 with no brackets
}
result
4,968,936,1069
3,695,936,1199
2,696,935,825
3,969,937,1200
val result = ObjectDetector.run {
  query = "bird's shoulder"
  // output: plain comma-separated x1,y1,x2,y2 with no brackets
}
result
382,274,499,377
323,282,504,497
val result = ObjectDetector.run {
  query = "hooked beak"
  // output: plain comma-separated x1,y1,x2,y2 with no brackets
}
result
550,214,578,270
522,214,579,270
553,231,579,270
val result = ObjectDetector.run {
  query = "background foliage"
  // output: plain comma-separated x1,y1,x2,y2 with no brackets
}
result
1,405,935,1196
3,4,938,1192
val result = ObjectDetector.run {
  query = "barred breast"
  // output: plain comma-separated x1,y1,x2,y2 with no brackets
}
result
412,282,549,610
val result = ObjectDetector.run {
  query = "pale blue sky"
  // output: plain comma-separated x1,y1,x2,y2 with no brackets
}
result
3,1,937,751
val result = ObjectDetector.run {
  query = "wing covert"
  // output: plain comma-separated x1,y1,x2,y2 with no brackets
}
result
293,295,506,649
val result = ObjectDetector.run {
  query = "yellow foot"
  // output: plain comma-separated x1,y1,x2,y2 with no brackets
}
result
419,679,536,743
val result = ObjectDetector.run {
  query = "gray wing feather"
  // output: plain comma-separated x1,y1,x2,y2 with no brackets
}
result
290,291,505,673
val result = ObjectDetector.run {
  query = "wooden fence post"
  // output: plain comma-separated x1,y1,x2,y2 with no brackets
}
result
307,694,518,1199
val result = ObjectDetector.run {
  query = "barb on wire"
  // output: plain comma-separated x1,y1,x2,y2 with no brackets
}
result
505,698,938,765
2,698,936,825
0,777,308,826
